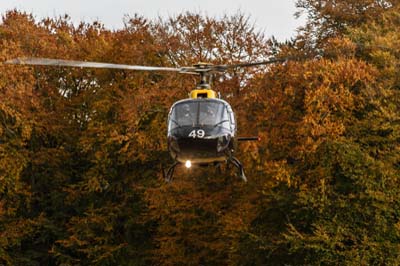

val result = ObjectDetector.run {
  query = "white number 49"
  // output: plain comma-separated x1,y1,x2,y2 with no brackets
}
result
188,129,205,138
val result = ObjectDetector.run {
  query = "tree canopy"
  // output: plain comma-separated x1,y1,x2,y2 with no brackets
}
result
1,2,399,265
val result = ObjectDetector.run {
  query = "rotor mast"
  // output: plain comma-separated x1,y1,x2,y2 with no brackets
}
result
188,63,218,98
198,71,211,88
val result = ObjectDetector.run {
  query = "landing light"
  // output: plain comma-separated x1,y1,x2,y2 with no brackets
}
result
185,160,192,168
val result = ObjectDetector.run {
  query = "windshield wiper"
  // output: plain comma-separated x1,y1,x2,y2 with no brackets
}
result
213,119,230,128
170,119,181,128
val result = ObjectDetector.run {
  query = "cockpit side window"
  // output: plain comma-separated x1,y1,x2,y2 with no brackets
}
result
226,105,236,132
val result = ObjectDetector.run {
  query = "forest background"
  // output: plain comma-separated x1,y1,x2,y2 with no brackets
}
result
1,0,400,265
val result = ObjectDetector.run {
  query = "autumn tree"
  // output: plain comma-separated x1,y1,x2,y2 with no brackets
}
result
0,11,161,265
295,0,395,49
142,12,273,265
235,1,400,265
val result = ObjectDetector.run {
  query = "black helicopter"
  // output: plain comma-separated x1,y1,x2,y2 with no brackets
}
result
5,57,288,181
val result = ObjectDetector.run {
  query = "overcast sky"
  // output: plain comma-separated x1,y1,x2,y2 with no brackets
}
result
0,0,306,41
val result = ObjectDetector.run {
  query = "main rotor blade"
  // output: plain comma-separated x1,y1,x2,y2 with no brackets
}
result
214,56,299,71
5,58,181,72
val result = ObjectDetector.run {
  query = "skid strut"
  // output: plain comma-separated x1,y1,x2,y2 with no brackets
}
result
163,162,180,182
229,157,247,182
163,159,247,182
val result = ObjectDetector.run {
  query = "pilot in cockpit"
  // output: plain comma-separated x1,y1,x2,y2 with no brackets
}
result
179,103,195,125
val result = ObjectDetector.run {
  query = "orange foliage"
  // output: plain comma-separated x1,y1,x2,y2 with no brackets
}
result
1,5,400,265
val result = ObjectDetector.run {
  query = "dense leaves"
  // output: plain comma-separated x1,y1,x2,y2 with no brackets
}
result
0,3,399,265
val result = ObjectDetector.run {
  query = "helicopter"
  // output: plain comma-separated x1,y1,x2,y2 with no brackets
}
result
5,57,289,182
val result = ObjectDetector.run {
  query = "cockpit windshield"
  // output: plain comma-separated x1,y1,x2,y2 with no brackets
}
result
169,100,231,130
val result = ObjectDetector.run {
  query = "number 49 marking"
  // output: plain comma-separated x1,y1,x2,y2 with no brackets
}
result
189,129,205,138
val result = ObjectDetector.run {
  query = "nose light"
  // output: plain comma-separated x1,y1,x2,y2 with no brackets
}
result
185,160,192,168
